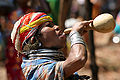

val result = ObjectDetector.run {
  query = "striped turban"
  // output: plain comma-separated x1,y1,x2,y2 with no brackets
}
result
11,12,53,53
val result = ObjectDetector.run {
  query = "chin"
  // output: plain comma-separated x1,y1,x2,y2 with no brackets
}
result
49,47,61,50
59,44,66,49
52,45,65,50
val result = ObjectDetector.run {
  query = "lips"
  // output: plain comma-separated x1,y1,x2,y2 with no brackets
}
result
59,32,66,38
57,30,66,39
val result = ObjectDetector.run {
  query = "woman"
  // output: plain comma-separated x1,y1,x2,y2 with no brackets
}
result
11,12,92,80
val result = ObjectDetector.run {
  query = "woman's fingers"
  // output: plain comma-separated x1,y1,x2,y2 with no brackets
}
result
80,20,93,26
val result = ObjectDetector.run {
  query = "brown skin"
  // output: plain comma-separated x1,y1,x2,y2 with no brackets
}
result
38,20,93,79
38,22,66,49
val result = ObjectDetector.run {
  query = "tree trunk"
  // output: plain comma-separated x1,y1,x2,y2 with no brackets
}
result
85,0,99,80
58,0,72,30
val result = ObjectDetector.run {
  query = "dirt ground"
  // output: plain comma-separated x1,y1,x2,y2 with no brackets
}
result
0,31,120,80
0,62,7,80
78,31,120,80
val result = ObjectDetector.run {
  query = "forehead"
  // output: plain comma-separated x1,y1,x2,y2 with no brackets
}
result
37,21,54,33
42,21,54,26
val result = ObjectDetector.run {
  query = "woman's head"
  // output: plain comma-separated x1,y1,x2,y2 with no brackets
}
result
11,12,66,53
36,21,66,50
11,12,53,52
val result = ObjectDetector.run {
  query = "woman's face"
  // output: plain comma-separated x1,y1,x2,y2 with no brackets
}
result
38,22,66,49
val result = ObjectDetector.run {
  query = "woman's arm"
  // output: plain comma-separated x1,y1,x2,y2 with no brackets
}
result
63,20,93,79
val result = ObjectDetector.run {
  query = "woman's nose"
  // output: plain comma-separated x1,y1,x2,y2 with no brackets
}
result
54,25,60,31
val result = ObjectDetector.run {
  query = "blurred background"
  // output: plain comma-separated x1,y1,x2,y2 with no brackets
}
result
0,0,120,80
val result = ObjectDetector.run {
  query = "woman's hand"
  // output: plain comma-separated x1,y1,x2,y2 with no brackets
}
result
72,20,93,35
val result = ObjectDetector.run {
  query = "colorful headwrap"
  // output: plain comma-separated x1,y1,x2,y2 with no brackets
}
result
11,12,53,53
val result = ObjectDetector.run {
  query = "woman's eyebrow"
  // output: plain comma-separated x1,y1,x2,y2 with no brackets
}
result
41,22,49,27
46,22,54,27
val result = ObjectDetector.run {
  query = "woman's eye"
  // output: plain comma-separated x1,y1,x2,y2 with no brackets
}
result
46,24,53,27
45,22,54,28
55,28,60,31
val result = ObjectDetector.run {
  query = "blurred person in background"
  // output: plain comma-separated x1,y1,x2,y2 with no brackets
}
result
0,16,5,61
100,0,120,18
114,11,120,34
112,11,120,43
4,0,35,80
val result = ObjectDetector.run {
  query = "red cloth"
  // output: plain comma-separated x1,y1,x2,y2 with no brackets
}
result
5,6,34,80
5,36,25,80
